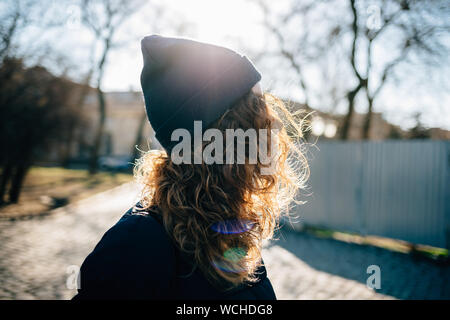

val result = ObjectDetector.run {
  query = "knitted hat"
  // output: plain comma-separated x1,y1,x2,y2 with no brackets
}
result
140,35,261,152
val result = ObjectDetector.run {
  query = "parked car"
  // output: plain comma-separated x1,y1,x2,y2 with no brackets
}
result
98,155,133,172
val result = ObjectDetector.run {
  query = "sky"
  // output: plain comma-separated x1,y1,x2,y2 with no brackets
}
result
98,0,268,92
11,0,450,131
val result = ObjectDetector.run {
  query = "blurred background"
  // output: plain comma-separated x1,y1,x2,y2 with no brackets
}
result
0,0,449,300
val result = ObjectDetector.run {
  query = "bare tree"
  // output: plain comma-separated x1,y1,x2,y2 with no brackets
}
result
60,70,93,167
255,0,325,109
81,0,144,174
0,58,85,203
255,0,450,140
347,0,449,139
0,0,40,60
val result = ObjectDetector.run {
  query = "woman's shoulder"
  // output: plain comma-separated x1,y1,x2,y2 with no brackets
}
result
75,204,176,299
90,204,175,263
90,205,166,249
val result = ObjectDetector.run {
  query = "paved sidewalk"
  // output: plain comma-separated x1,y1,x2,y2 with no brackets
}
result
265,228,449,299
0,182,140,299
0,183,448,299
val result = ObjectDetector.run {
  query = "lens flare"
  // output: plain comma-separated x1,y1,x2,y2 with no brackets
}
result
211,247,248,273
224,247,247,262
211,219,255,234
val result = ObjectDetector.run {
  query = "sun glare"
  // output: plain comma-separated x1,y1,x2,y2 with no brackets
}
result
171,0,264,49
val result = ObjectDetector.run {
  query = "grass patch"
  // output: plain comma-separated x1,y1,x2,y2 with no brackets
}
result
0,166,133,220
302,225,448,263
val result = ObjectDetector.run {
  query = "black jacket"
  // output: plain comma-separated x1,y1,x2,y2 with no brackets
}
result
72,206,276,300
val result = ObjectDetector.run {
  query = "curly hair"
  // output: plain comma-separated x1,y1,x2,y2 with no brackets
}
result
133,91,309,291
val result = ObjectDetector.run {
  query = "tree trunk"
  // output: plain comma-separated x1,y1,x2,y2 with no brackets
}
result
8,163,29,203
61,119,76,168
0,163,13,204
88,40,110,175
131,111,147,163
340,84,362,140
66,71,93,167
88,87,106,174
362,97,374,140
340,0,365,140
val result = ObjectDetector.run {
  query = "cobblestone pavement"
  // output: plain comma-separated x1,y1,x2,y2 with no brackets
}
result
0,183,448,299
264,228,449,299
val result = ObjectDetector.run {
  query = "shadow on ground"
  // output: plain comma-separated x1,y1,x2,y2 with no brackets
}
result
272,227,450,299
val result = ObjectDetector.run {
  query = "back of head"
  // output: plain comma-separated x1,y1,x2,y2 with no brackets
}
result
137,35,308,291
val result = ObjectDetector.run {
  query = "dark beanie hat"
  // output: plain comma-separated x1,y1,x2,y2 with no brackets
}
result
140,35,261,152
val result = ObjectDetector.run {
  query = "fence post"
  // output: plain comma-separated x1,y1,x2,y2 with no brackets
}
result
355,142,365,236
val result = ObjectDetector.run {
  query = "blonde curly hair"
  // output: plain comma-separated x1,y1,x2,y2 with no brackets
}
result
134,91,309,291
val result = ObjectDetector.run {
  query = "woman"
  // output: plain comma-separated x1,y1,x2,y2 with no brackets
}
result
73,35,308,300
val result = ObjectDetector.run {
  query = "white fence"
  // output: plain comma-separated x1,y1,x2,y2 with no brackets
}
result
292,140,450,249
